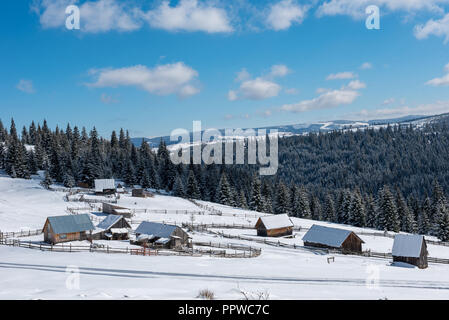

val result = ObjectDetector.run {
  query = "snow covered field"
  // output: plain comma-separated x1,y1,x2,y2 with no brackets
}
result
1,175,449,300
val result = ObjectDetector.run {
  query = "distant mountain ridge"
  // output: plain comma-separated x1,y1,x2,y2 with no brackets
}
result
131,113,449,148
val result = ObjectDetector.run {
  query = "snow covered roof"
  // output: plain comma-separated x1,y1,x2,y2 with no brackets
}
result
94,179,116,192
110,228,129,234
155,237,170,244
257,214,294,230
135,221,178,238
45,214,94,234
97,215,123,230
392,234,425,258
302,225,364,248
114,209,132,214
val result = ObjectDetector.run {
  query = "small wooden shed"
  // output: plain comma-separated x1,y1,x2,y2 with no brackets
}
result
302,224,364,253
102,202,133,218
42,214,95,244
92,215,131,240
392,234,428,269
132,188,153,198
94,179,116,195
255,214,294,237
133,221,190,249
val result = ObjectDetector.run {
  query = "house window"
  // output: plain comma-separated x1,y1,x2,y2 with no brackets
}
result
59,234,67,239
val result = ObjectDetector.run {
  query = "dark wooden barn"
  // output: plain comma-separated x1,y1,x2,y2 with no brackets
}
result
392,234,428,269
133,221,190,249
255,214,294,237
102,202,133,218
302,224,364,253
92,215,131,240
132,188,153,198
42,214,95,244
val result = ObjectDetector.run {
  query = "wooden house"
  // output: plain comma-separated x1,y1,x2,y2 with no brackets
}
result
42,214,95,244
92,215,131,240
133,221,190,249
255,214,294,237
132,188,153,198
102,202,133,218
94,179,116,195
392,234,428,269
302,224,364,253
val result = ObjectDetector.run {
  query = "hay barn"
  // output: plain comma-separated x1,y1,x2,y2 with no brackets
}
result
392,234,428,269
302,224,364,253
133,221,190,249
43,214,95,244
255,214,294,237
94,179,116,195
132,188,153,198
92,215,131,240
102,203,133,218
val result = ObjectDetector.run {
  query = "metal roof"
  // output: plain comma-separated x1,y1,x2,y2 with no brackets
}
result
97,215,123,230
257,214,294,230
135,221,178,238
46,214,95,234
392,234,425,258
94,179,116,192
302,224,364,248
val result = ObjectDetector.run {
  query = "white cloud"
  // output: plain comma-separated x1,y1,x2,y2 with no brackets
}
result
33,0,232,33
16,79,35,94
100,93,118,104
269,64,291,77
426,62,449,86
281,89,360,113
285,88,299,95
326,71,357,80
141,0,233,33
87,62,200,98
415,13,449,43
266,0,308,31
235,69,251,82
351,100,449,119
229,64,290,101
316,0,448,19
360,62,373,70
346,80,366,90
280,80,365,113
234,78,281,100
382,97,395,105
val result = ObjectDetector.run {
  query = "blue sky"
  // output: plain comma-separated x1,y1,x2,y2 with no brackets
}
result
1,0,449,138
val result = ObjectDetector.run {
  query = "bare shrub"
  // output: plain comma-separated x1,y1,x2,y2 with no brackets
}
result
197,289,215,300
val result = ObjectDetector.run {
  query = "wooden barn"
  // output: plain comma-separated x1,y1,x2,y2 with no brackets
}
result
42,214,95,244
102,202,133,218
92,215,131,240
94,179,116,195
133,221,190,249
302,225,364,253
392,234,428,269
255,214,294,237
132,188,153,198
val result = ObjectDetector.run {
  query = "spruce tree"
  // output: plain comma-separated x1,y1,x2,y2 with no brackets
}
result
216,172,232,206
275,182,291,215
324,194,336,222
172,176,185,198
41,170,53,189
349,190,366,227
418,197,432,235
250,176,264,212
377,186,400,232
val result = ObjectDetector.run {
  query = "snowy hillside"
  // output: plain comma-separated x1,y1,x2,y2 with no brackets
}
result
1,175,449,300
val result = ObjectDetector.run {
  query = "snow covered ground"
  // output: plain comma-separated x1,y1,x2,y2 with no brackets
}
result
1,175,449,300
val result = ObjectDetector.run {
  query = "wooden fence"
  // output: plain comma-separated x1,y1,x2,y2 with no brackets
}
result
0,229,42,240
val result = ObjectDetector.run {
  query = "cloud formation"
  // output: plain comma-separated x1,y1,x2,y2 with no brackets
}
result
326,71,357,80
415,13,449,43
87,62,200,98
16,79,35,93
266,0,308,31
426,63,449,86
228,65,290,101
33,0,232,33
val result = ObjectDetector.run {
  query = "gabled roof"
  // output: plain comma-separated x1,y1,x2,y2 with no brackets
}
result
45,214,95,234
302,224,364,248
97,215,128,230
135,221,178,238
95,179,116,192
256,214,294,230
392,234,425,258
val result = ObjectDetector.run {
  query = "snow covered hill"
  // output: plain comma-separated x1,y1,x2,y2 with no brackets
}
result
1,175,449,300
